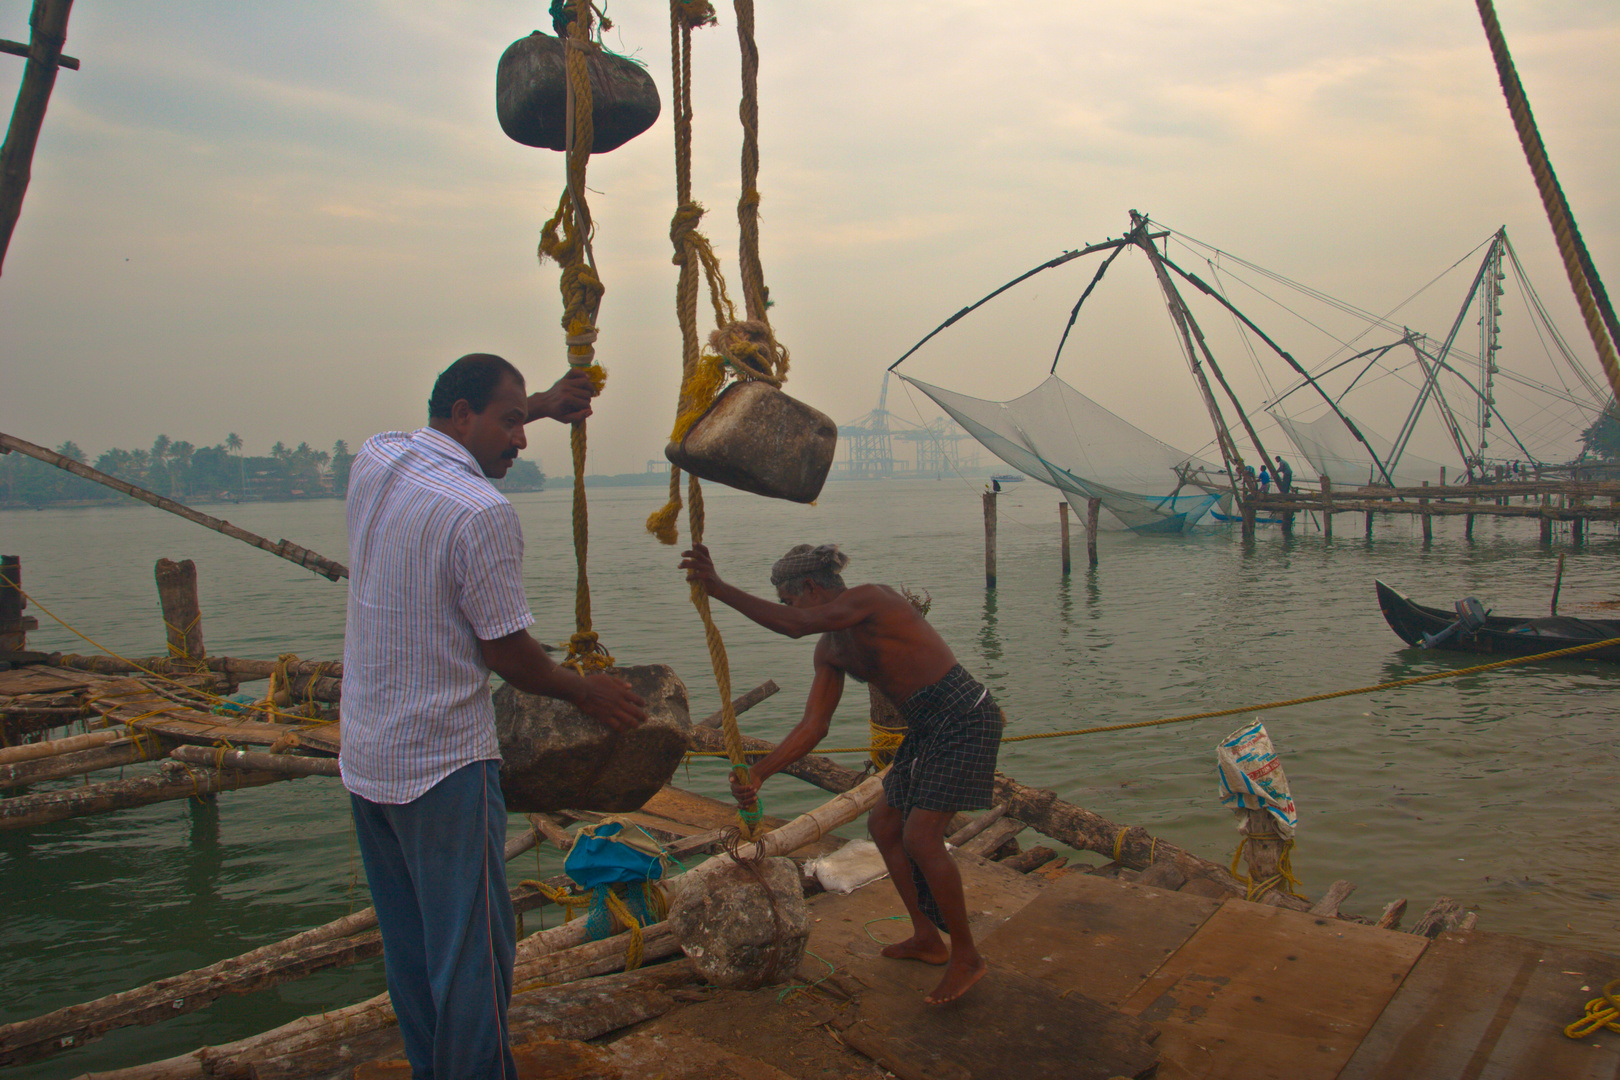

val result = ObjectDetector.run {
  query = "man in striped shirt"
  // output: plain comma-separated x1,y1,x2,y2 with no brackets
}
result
342,353,646,1079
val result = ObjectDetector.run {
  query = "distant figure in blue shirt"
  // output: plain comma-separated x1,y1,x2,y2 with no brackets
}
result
1258,464,1271,494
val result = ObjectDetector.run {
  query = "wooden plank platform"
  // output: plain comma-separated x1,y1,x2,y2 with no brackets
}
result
1121,898,1429,1080
1339,928,1620,1080
85,677,339,753
977,870,1221,1008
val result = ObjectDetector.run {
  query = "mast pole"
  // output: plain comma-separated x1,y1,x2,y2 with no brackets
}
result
1133,212,1281,501
0,0,74,275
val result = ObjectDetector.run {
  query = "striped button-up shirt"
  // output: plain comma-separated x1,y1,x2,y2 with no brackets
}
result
340,427,535,804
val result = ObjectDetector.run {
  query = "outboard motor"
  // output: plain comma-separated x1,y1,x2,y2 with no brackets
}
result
1421,597,1489,649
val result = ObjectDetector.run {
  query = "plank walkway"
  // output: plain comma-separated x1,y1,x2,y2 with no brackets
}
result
156,787,1617,1080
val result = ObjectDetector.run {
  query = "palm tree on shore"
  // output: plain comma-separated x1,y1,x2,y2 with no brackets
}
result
226,432,244,500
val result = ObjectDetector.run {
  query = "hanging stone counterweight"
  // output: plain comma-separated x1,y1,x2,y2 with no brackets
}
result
666,382,838,504
494,665,691,812
496,31,661,153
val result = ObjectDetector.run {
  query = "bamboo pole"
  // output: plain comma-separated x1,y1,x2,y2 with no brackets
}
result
0,432,348,581
0,761,292,830
168,744,339,778
1420,481,1432,543
0,828,545,1069
1551,552,1565,615
1,737,152,785
0,727,115,765
1320,477,1333,540
0,0,73,274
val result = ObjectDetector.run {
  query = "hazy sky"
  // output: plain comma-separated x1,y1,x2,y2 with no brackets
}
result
2,0,1616,475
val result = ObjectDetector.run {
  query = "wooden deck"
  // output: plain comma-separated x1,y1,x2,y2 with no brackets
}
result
315,794,1620,1080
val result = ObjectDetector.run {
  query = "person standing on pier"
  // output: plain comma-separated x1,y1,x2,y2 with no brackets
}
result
342,353,647,1079
679,541,1004,1006
1274,456,1293,495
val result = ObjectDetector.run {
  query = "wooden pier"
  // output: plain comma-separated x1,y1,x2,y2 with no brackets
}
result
1252,478,1620,542
39,781,1618,1080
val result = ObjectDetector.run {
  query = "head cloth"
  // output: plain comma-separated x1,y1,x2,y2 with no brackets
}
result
769,543,849,588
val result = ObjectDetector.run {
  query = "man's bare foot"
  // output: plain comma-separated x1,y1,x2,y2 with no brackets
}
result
880,935,949,966
924,957,988,1005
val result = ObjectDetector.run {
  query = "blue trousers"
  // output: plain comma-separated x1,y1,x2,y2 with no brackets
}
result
350,760,518,1080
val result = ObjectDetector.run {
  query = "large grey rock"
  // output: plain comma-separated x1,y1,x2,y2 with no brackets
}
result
668,857,809,989
494,664,691,813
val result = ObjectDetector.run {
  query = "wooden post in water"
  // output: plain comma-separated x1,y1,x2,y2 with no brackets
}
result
1320,477,1333,540
982,490,997,590
0,555,25,652
1571,495,1585,546
1420,481,1432,543
154,558,205,670
1365,505,1374,538
1550,553,1565,615
1086,497,1100,568
1241,499,1256,541
1059,502,1070,576
1539,494,1553,544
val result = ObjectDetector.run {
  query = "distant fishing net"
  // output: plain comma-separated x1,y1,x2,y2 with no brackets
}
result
903,373,1221,532
1271,410,1450,488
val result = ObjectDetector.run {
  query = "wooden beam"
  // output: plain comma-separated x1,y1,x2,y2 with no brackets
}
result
0,432,348,580
0,37,77,68
0,0,74,273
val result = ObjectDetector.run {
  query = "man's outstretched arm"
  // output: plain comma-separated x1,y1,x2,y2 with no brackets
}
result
680,543,871,638
479,629,647,731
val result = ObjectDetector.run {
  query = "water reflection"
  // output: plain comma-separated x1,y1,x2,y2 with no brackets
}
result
978,588,1001,664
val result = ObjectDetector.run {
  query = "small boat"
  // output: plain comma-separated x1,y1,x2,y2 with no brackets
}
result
989,473,1024,483
1374,581,1620,663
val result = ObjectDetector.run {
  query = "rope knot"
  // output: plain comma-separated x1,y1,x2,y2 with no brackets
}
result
708,320,785,384
563,630,615,672
669,201,707,258
674,1,718,30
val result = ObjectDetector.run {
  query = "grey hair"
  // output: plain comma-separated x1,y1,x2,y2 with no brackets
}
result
769,543,850,595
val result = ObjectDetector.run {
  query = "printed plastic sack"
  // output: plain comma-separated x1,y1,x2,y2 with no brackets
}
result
1216,719,1297,838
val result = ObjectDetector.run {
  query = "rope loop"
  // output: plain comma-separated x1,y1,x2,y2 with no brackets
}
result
1565,979,1620,1039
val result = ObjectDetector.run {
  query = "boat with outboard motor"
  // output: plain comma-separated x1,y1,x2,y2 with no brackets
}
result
1374,580,1620,663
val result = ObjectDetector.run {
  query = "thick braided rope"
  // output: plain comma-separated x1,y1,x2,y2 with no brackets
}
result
1475,0,1620,403
731,0,788,381
646,3,713,546
541,0,613,670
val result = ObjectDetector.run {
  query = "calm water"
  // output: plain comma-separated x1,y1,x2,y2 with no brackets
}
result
3,478,1617,1077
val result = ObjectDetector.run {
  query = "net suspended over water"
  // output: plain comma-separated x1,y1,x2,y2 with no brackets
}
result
901,374,1223,533
1271,409,1450,489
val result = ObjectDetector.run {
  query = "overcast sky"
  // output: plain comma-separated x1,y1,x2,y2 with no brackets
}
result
1,0,1616,475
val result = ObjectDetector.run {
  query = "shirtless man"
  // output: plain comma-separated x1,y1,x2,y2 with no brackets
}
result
679,542,1004,1005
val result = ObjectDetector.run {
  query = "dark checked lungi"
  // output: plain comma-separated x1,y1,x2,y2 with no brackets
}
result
883,663,1004,930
